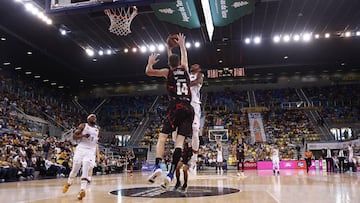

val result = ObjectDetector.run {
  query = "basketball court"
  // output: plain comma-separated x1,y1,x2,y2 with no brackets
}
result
1,169,359,202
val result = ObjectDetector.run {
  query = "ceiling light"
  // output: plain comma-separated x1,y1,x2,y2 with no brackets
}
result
194,42,200,48
27,51,32,55
345,31,351,37
185,42,191,48
325,33,330,38
254,37,261,44
356,31,360,36
92,58,97,62
51,82,56,86
34,75,40,78
25,71,32,75
244,38,251,44
124,48,129,53
15,67,22,70
216,48,221,52
302,33,312,41
158,44,165,51
3,62,10,65
273,35,280,43
132,47,137,53
315,34,320,39
80,79,84,83
85,48,94,57
43,16,52,25
293,34,300,41
25,3,35,12
58,86,64,89
283,35,290,42
98,50,104,56
43,79,49,82
106,49,112,55
149,45,156,52
218,60,223,63
140,46,147,53
0,37,5,41
60,29,66,35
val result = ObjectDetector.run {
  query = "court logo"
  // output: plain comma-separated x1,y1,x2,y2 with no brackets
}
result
110,186,240,198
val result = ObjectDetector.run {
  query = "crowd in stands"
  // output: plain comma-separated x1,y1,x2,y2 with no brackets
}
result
255,88,299,107
303,84,360,123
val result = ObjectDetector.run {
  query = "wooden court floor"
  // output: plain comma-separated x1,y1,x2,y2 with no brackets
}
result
1,169,359,203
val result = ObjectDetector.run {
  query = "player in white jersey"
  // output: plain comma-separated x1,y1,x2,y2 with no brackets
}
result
188,64,204,173
347,144,356,172
63,114,100,200
271,144,280,175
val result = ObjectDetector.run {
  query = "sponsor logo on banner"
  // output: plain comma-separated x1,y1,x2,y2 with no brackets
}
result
244,161,257,169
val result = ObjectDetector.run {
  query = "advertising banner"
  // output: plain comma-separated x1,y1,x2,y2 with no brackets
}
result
151,0,201,29
209,0,255,26
248,113,266,143
244,161,257,170
257,160,306,170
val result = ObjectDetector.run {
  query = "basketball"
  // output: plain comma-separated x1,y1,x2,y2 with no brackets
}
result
167,34,179,48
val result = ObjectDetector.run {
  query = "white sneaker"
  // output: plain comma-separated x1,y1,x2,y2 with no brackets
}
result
189,155,197,172
160,173,174,190
147,165,162,184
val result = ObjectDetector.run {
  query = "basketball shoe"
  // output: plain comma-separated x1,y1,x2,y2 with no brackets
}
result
188,155,197,174
181,183,188,193
147,165,162,184
77,189,86,200
160,173,174,190
62,183,71,193
174,180,181,190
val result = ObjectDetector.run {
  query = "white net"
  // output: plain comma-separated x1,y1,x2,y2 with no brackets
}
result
104,6,137,36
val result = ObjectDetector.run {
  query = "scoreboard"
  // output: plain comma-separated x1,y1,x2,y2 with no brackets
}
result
207,67,245,78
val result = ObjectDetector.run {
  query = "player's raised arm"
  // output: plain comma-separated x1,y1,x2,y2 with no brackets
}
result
177,33,188,72
145,53,169,78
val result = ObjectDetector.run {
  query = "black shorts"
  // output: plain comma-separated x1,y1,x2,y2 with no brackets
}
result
237,152,245,161
161,100,194,137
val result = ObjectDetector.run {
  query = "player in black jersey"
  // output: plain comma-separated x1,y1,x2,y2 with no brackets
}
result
174,140,193,192
234,138,247,176
145,33,194,190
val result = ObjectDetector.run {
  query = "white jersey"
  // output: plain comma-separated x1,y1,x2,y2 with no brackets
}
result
217,148,223,163
190,72,203,104
77,123,99,150
272,148,279,159
348,146,354,158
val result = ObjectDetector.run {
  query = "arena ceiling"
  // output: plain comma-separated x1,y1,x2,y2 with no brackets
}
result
0,0,360,92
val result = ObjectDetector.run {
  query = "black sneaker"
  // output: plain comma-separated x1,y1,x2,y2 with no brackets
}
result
181,183,188,193
174,181,181,190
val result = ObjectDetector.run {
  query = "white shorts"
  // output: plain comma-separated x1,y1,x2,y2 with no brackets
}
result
191,102,201,129
73,146,96,168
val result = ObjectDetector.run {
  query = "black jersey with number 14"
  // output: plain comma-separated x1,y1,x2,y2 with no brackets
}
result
167,66,191,101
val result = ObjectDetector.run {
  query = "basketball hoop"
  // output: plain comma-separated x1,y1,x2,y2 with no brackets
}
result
104,6,137,36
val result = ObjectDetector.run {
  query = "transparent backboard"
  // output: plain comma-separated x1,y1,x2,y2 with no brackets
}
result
45,0,173,14
46,0,104,13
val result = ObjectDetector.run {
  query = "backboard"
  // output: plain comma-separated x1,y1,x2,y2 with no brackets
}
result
45,0,174,14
